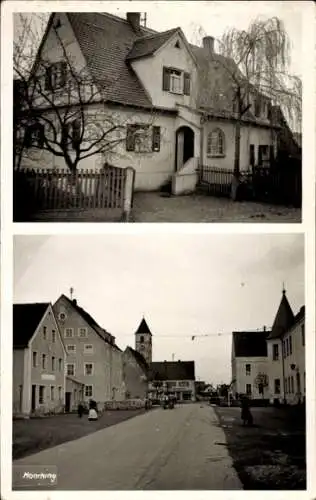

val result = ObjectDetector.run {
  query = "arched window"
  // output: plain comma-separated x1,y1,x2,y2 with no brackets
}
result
207,128,225,157
140,335,144,343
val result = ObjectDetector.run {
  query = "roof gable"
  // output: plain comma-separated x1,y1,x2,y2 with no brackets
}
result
268,291,295,339
13,303,50,348
232,331,269,358
125,347,149,373
126,28,179,61
56,295,121,350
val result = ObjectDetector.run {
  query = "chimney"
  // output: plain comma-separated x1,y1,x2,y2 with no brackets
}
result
127,12,141,33
202,36,214,53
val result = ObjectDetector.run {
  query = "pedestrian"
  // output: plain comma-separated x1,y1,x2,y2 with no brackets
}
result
240,395,253,426
77,402,84,418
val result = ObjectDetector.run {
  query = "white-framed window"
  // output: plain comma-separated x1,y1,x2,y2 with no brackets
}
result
45,61,68,90
126,124,161,153
273,343,279,361
39,385,45,404
274,378,281,394
78,327,87,338
51,386,55,401
66,363,75,376
52,330,56,343
58,386,62,401
85,385,93,398
32,351,38,368
67,345,76,353
245,364,251,376
162,67,190,95
207,129,225,157
246,383,252,395
51,356,55,371
43,326,47,340
64,328,74,338
289,335,293,355
84,344,94,354
58,358,63,372
42,353,47,370
84,363,94,376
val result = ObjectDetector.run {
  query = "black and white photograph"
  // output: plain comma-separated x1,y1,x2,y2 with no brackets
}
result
11,233,306,490
12,2,302,223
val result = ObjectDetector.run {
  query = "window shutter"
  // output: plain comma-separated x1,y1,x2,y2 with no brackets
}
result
183,72,191,96
162,67,170,91
152,126,161,152
45,67,52,90
126,125,135,151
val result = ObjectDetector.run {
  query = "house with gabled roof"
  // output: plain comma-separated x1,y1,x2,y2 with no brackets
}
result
148,361,196,402
13,302,66,415
122,346,149,400
231,329,270,400
53,294,125,408
17,11,281,191
266,290,305,405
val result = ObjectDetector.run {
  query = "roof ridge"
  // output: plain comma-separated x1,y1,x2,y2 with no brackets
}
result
135,27,179,42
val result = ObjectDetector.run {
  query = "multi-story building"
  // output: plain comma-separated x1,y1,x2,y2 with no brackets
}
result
231,329,270,400
53,294,125,409
267,290,305,405
13,303,66,415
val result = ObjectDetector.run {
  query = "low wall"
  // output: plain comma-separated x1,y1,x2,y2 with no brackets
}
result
103,399,149,410
172,158,199,195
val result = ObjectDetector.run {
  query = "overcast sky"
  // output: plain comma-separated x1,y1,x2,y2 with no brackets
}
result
13,233,304,385
14,1,302,77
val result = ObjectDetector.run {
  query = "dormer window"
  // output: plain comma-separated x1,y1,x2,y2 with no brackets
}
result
45,61,67,90
175,40,181,49
162,67,190,96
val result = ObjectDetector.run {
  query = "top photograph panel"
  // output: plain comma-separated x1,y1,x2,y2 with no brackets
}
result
13,4,302,223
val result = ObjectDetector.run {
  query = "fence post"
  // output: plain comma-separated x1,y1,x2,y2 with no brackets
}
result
122,167,135,221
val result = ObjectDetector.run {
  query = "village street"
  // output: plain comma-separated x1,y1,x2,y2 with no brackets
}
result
13,403,242,490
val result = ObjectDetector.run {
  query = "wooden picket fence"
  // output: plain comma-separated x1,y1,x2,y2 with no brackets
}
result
197,164,302,207
198,165,233,197
14,166,135,220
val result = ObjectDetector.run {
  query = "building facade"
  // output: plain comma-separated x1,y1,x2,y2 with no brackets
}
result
122,347,149,399
13,303,66,416
267,290,305,405
17,11,281,191
149,361,196,402
53,294,125,409
231,330,270,400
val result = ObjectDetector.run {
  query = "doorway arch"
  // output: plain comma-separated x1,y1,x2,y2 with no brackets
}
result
175,126,195,171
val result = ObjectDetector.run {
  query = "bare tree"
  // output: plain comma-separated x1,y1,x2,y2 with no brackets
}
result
13,14,157,175
192,17,302,200
254,372,269,398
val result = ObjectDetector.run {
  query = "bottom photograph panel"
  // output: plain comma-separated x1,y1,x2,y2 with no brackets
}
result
12,233,305,490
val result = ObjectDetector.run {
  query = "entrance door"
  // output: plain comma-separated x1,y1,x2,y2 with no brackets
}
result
175,127,194,171
65,392,71,412
31,385,36,412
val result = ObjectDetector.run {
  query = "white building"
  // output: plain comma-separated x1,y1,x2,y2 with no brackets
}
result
231,329,270,400
17,11,282,192
267,290,305,405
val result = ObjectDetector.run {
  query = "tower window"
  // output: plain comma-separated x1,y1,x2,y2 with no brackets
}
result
140,335,144,343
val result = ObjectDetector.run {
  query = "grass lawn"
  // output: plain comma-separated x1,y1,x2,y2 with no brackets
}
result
13,409,147,460
213,405,306,490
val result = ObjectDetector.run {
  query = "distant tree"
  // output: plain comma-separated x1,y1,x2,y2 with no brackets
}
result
193,17,302,200
254,372,269,398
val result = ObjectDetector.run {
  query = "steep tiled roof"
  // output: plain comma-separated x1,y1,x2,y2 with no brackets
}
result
67,13,153,108
232,331,269,357
149,361,195,381
13,303,50,348
135,317,152,336
59,295,121,350
268,291,295,339
126,28,179,60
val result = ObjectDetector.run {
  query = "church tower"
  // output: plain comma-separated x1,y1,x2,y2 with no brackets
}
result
135,317,152,365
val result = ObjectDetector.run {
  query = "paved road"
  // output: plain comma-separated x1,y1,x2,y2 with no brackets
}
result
13,404,242,490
